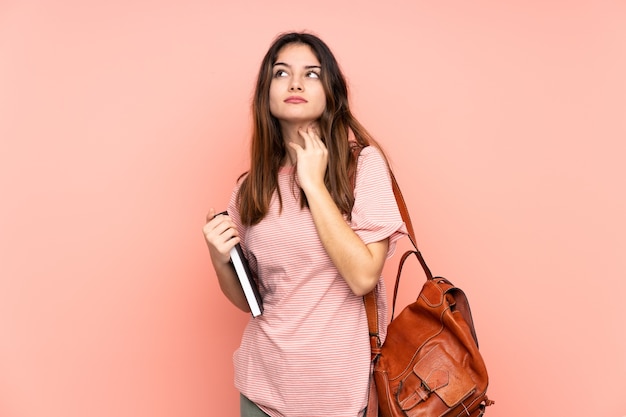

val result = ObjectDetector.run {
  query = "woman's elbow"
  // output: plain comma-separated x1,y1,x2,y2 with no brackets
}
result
348,273,380,297
343,240,388,296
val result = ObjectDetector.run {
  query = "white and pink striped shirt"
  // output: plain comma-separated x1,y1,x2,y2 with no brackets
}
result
227,146,407,417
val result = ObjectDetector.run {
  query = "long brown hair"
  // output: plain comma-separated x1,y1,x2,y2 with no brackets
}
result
238,31,386,225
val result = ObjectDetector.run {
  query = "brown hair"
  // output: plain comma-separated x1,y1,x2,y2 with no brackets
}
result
237,31,386,225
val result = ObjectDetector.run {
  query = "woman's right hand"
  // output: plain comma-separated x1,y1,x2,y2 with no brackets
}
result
202,209,250,312
202,208,240,266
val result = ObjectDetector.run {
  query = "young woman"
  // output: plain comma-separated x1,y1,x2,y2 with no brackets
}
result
203,31,407,417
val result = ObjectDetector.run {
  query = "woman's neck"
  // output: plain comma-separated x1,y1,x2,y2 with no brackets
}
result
280,123,307,167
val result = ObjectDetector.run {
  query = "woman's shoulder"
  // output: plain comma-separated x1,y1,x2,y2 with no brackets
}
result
358,145,382,157
355,145,387,171
350,142,384,161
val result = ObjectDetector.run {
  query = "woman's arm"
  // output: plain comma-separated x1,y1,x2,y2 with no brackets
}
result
202,209,250,312
306,187,389,296
290,127,388,296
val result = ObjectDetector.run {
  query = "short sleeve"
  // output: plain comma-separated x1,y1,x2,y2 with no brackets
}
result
350,146,408,258
226,181,243,236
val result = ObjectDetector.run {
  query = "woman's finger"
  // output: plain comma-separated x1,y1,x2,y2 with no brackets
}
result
206,208,216,223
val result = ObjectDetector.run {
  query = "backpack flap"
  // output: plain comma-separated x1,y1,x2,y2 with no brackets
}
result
399,344,476,411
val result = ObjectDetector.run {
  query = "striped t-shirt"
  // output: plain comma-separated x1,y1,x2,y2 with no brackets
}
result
227,146,407,417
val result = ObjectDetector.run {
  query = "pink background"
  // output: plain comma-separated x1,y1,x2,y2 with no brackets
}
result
1,1,625,416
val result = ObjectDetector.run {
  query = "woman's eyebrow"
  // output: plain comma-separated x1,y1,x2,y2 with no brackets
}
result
273,62,321,70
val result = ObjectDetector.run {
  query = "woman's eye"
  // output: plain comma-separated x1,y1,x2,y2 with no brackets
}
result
307,71,320,79
274,69,288,77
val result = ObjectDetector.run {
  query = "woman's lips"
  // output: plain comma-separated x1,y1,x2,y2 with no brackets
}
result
284,96,307,104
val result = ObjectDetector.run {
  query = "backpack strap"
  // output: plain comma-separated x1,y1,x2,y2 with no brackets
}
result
360,147,432,345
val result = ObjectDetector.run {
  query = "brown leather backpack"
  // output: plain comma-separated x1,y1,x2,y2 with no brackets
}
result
364,171,494,417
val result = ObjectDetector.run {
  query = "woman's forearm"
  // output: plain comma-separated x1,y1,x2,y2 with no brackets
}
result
305,185,388,296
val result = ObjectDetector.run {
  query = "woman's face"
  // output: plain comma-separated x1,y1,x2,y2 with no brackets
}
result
269,43,326,126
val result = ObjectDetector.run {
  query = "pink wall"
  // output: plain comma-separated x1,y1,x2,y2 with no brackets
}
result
1,1,625,416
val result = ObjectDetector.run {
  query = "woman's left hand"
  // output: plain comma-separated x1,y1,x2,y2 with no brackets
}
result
289,124,328,192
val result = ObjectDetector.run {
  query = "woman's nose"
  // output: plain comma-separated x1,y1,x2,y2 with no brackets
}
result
289,79,303,91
